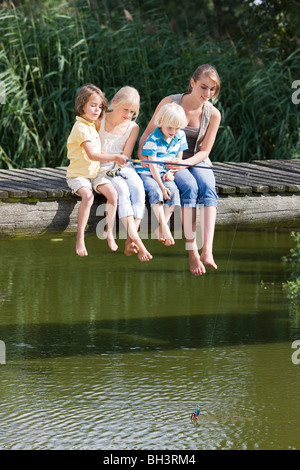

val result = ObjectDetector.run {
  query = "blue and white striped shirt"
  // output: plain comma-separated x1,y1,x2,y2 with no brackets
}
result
136,127,188,174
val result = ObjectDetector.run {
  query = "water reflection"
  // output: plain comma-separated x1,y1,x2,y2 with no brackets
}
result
0,230,299,449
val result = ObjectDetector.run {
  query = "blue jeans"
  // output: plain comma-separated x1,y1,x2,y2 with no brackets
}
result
139,172,180,207
174,163,218,207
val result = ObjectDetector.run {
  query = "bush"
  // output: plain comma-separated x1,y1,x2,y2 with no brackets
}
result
283,232,300,305
0,1,299,168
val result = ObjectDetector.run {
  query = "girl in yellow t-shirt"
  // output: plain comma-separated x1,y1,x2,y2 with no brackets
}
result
67,84,127,256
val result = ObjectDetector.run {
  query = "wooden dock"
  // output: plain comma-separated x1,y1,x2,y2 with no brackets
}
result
0,159,299,238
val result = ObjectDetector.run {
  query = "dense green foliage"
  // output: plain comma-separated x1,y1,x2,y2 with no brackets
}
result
283,232,300,310
0,0,299,168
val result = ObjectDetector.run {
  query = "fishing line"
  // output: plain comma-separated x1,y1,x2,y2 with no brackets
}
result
209,165,252,342
191,163,252,422
129,156,250,420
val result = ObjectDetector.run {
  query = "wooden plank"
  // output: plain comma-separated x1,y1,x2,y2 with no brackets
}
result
242,161,300,184
0,170,69,197
0,184,28,198
251,160,300,190
0,181,63,198
253,159,300,175
210,164,253,193
215,174,253,193
222,161,300,184
215,162,288,192
0,161,299,203
21,168,68,183
0,168,68,188
216,160,299,192
215,183,237,194
213,164,270,193
38,168,68,180
0,179,48,198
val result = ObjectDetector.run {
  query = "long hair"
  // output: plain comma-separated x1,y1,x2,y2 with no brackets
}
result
188,64,221,101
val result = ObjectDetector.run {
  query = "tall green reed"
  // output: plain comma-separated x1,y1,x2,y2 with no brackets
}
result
0,1,299,168
283,232,300,314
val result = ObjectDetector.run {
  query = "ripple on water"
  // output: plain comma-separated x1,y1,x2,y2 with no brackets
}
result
0,229,299,450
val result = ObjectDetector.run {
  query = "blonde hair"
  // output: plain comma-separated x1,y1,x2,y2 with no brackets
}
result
188,64,221,102
111,86,140,120
74,84,108,116
154,102,188,129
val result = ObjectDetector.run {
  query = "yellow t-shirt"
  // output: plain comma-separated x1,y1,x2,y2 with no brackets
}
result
67,116,101,179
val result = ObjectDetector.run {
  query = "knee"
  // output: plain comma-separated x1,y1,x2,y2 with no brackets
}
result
150,186,163,203
81,190,94,207
106,187,118,206
178,179,198,200
134,185,146,204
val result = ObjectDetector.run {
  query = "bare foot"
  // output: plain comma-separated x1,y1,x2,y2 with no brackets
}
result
102,231,118,251
154,226,166,244
76,237,88,257
200,251,218,270
124,240,139,256
162,237,175,247
137,246,153,262
189,251,206,275
154,225,175,247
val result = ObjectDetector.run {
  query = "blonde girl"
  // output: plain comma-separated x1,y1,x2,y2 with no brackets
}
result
138,64,221,275
136,102,188,246
66,84,127,257
96,86,152,262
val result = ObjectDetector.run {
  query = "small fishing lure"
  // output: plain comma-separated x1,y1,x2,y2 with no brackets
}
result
190,405,200,423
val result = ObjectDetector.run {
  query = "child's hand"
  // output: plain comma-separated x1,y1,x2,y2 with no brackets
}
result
162,186,171,201
163,170,174,182
115,154,128,166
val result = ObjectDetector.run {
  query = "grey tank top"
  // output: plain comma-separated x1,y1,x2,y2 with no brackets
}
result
171,93,212,165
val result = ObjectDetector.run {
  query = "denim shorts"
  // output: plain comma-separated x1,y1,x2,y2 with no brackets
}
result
174,163,218,207
138,172,180,207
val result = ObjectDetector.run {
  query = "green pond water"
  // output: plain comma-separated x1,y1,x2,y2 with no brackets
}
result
0,229,299,450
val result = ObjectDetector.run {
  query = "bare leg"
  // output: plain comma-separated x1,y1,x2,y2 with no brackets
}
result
152,203,175,246
124,217,143,255
164,205,174,225
181,207,206,275
154,205,175,244
122,215,152,262
199,206,217,269
96,183,118,251
76,186,94,256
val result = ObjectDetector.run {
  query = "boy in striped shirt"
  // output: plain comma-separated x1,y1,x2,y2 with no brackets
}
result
136,102,188,245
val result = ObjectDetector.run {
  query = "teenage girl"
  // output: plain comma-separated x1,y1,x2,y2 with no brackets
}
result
138,64,221,275
96,86,152,262
66,84,127,257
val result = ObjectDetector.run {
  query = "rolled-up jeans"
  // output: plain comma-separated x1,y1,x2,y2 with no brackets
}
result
174,162,218,207
138,172,180,207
